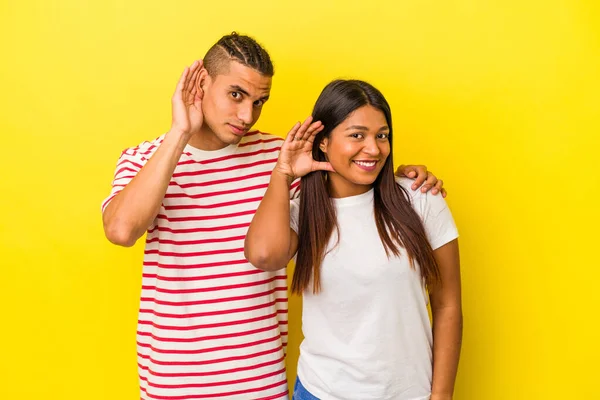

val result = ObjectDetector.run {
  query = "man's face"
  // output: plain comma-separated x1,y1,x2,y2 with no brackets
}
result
200,61,272,148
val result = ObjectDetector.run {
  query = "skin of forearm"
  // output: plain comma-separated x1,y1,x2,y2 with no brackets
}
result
430,305,463,398
245,169,294,270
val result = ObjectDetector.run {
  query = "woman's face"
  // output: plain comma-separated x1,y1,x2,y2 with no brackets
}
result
320,105,391,198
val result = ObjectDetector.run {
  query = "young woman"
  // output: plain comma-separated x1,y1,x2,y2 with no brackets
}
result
245,79,462,400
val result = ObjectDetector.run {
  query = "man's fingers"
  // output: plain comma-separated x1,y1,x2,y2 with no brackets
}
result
174,67,190,99
186,71,200,102
395,165,420,186
431,179,444,195
183,61,198,90
186,64,201,97
420,173,439,193
423,171,438,189
193,91,203,113
410,167,428,190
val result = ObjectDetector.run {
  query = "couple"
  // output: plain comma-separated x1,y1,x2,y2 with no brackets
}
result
102,32,461,400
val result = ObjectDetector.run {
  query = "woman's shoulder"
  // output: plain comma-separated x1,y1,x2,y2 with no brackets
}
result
394,176,449,217
394,176,421,199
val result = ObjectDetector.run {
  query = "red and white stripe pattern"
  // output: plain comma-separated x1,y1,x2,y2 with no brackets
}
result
103,132,299,400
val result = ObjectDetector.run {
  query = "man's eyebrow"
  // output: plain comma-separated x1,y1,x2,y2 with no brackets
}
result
229,85,250,96
229,85,270,101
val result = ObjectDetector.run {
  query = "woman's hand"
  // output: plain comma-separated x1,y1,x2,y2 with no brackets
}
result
274,116,334,181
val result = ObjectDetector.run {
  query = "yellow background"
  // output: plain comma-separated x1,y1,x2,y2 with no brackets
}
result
1,0,599,398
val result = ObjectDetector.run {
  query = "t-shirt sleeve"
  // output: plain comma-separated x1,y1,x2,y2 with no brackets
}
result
289,178,301,200
290,197,301,234
396,177,459,250
101,147,148,213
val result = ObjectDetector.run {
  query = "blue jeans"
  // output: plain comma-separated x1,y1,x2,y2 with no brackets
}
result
292,377,320,400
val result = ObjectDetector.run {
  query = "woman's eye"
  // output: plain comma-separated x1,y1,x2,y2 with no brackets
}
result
377,133,390,139
350,133,363,139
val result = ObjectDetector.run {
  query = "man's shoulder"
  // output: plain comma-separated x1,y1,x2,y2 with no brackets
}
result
120,134,165,159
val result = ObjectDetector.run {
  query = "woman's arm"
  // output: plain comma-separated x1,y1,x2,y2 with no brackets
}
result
429,239,463,400
245,116,333,271
244,170,299,271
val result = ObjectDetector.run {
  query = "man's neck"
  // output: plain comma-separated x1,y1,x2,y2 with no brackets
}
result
187,127,230,151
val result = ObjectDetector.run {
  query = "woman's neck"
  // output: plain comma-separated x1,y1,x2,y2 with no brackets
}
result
327,173,373,198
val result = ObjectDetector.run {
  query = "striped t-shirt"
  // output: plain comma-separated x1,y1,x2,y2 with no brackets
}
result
102,131,298,400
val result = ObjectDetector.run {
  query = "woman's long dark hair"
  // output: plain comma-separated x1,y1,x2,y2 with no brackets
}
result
291,79,440,294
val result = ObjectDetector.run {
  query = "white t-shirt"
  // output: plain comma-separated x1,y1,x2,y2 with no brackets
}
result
289,177,459,400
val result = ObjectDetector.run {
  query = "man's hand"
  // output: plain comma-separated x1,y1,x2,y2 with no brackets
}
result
170,60,204,137
103,61,206,247
395,164,447,197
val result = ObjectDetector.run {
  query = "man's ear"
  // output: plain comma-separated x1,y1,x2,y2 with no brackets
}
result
196,68,209,98
319,137,329,154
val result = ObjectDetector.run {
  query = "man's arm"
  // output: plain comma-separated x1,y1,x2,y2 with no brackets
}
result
102,60,204,247
103,131,190,246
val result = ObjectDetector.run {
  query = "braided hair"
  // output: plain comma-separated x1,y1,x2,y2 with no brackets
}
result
204,32,274,77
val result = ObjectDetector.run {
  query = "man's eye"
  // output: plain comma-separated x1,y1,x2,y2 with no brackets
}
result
377,133,390,139
350,133,363,139
231,92,241,99
254,100,264,107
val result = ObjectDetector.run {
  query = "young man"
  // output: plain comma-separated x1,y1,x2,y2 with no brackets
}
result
102,33,446,400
